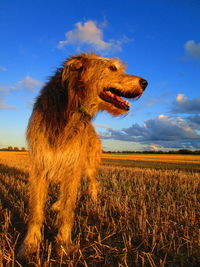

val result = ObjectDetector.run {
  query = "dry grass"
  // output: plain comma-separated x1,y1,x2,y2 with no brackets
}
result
102,153,200,164
0,151,199,266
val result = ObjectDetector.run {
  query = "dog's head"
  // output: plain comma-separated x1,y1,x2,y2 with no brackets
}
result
62,53,148,117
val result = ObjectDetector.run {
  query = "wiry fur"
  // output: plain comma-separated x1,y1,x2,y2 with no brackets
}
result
18,53,147,256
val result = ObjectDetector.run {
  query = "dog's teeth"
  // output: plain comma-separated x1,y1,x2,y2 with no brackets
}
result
100,89,130,110
107,91,113,96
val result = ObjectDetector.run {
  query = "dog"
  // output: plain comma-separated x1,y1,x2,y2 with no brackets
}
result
18,53,147,256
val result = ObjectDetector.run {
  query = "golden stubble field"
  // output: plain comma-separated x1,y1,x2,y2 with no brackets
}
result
103,153,200,164
0,151,199,266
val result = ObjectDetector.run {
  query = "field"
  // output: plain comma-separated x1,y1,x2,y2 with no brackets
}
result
102,153,200,172
0,151,199,266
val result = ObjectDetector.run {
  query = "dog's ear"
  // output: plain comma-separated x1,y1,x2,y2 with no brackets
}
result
62,57,84,86
66,58,83,71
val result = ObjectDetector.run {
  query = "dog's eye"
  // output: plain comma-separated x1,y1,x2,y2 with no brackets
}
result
109,65,117,71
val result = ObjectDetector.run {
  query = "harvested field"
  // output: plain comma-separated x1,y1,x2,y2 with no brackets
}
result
103,153,200,164
102,153,200,172
0,151,199,266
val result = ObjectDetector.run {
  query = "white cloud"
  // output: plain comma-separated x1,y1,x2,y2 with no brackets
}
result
141,115,198,141
176,93,187,103
0,75,42,93
0,75,42,110
171,95,200,114
184,40,200,59
14,75,42,92
149,144,160,151
0,66,7,71
57,20,127,53
0,99,16,110
158,114,167,119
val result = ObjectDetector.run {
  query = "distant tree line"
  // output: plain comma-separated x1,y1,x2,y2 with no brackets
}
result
103,149,200,155
1,147,200,155
0,146,27,152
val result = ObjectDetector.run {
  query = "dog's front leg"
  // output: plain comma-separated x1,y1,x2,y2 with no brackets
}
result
55,168,81,254
18,173,49,257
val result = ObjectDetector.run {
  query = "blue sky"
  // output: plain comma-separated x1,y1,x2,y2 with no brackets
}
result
0,0,200,151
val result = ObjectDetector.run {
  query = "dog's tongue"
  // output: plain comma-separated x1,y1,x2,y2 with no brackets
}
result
100,89,130,110
106,91,123,102
115,95,122,101
114,94,123,103
115,95,129,106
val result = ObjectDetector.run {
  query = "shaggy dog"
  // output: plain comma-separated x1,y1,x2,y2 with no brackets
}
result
19,53,147,256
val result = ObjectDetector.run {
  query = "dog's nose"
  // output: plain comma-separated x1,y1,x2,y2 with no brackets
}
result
139,79,148,90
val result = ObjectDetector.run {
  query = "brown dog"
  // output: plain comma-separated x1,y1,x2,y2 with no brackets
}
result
19,53,147,256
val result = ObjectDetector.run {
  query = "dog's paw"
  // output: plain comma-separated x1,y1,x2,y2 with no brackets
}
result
55,240,79,258
17,241,39,259
17,232,41,259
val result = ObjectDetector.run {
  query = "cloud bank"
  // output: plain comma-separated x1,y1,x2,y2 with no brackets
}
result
100,95,200,150
57,20,128,53
171,94,200,114
101,115,199,141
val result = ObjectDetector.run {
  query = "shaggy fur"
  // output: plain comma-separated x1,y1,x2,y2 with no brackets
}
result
18,53,147,256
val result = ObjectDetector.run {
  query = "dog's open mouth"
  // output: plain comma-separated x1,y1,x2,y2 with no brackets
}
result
100,88,139,111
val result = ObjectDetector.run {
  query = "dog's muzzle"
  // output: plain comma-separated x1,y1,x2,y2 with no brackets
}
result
139,79,148,91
